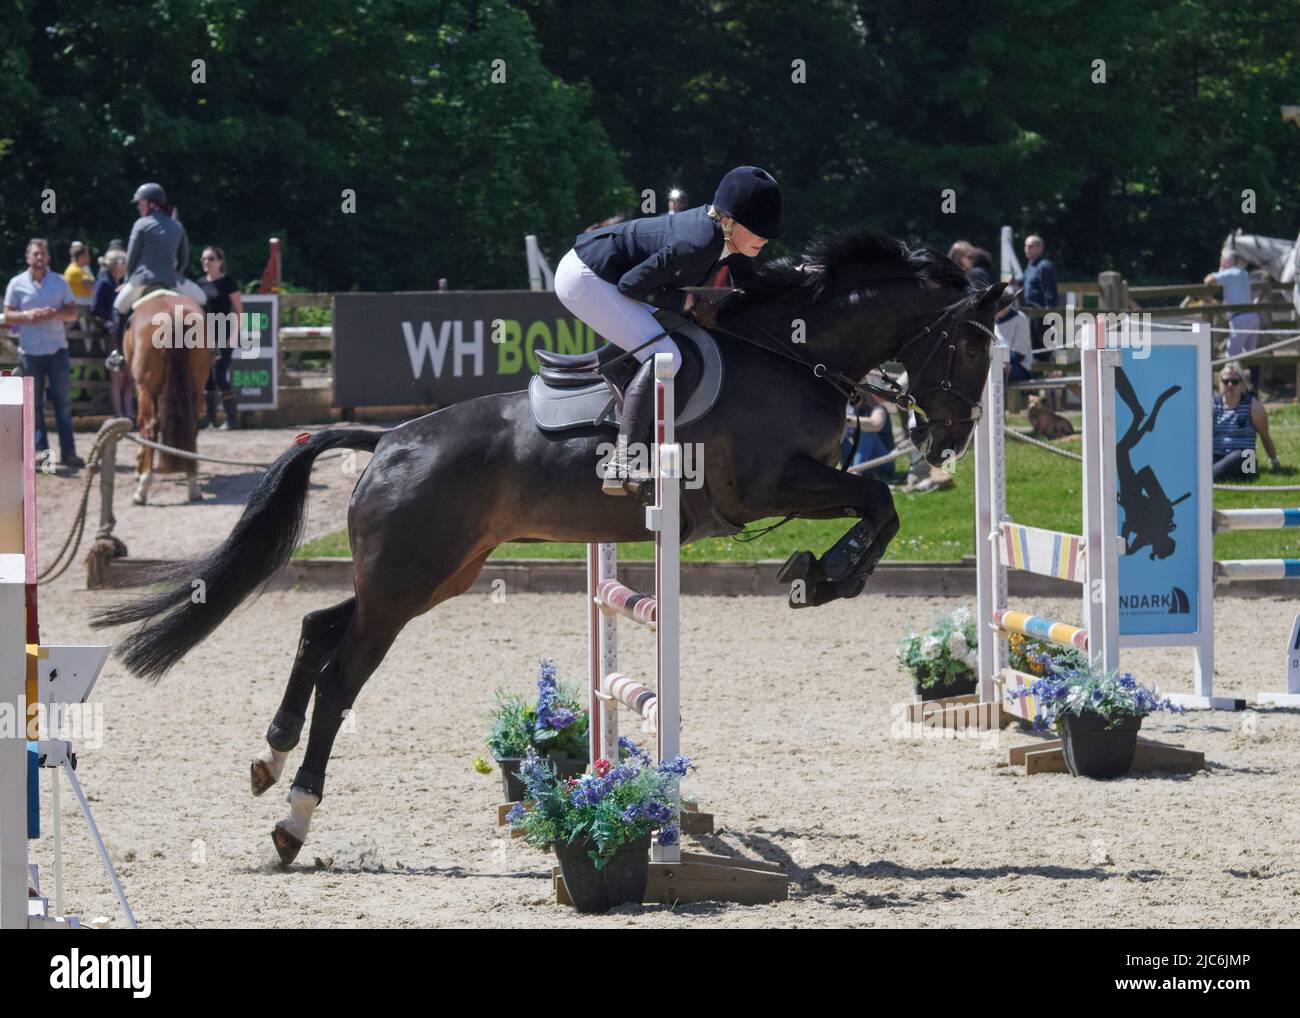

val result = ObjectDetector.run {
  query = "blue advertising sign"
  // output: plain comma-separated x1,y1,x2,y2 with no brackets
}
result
1116,339,1205,638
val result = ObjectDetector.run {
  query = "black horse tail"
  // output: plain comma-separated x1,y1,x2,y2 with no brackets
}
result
90,428,386,681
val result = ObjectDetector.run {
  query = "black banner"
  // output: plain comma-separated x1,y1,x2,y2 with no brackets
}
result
332,291,603,409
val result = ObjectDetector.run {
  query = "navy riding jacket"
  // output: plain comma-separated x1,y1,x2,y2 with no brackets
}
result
572,205,756,313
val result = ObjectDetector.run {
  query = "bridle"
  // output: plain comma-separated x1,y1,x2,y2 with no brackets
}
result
597,279,996,453
862,304,994,447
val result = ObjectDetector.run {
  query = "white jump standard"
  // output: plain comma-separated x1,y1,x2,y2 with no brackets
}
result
580,353,786,905
0,375,136,930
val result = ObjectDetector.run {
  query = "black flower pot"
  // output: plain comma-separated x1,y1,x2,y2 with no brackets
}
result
496,754,587,803
1058,712,1142,779
554,834,652,913
913,664,978,701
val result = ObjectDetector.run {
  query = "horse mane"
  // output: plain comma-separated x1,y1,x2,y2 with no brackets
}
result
731,228,971,309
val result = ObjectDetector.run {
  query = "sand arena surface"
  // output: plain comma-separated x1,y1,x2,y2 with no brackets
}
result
25,428,1300,927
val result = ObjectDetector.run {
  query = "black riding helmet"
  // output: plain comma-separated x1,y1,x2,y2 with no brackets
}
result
712,166,783,240
131,182,167,205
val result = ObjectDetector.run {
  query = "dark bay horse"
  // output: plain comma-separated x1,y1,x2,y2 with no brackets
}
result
93,231,1009,864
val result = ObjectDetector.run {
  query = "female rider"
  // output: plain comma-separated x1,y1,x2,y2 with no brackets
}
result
555,165,783,493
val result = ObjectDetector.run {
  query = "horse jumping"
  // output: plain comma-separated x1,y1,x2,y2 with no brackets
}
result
93,231,1009,864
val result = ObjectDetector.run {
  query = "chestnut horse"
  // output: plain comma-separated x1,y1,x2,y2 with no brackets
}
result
123,290,211,504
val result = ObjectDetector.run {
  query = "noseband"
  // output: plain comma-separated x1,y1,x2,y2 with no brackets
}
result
861,306,994,443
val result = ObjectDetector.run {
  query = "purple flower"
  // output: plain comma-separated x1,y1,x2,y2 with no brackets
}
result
644,800,674,824
544,707,577,730
655,825,680,847
505,803,526,824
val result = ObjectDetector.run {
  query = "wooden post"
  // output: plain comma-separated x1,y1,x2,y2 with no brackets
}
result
1098,270,1127,311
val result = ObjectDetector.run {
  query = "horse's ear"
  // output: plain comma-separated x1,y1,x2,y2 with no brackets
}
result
975,281,1008,309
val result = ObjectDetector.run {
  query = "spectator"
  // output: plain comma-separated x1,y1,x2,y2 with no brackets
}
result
63,241,95,299
948,240,974,270
198,245,244,430
93,249,134,423
1021,234,1058,360
3,239,84,468
1212,361,1281,479
967,247,995,288
668,189,689,214
995,299,1033,384
841,389,898,482
1204,252,1260,392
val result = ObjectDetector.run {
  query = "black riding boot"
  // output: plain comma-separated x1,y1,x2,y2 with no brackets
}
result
204,391,221,429
106,313,130,371
603,357,656,495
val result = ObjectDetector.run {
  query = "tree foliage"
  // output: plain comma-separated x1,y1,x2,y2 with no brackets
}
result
3,0,1298,288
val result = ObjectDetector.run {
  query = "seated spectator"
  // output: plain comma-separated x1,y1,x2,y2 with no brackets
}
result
1212,361,1281,478
994,299,1032,383
841,387,898,483
967,247,994,288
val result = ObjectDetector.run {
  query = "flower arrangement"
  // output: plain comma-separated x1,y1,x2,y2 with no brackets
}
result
1007,631,1088,678
1020,663,1183,732
897,605,979,692
483,659,589,762
506,749,688,869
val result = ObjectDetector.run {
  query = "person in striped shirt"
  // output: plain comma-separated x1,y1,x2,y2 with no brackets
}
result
1212,362,1281,478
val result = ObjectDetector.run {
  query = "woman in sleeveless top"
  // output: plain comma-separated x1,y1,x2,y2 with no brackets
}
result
1212,361,1281,478
555,166,783,494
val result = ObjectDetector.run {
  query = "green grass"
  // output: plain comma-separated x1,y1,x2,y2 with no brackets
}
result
294,404,1300,563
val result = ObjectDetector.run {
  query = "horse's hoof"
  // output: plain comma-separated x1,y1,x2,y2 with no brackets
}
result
251,758,278,797
132,493,147,506
777,550,819,586
272,823,304,866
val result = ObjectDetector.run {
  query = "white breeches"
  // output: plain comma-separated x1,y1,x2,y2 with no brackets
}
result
554,248,681,371
113,277,207,314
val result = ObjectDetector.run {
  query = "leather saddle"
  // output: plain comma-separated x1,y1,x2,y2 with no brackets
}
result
527,311,723,433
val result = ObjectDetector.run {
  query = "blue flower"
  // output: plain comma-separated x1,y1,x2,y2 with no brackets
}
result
656,825,680,847
658,755,693,777
644,800,674,824
621,804,645,822
505,803,526,824
619,737,650,764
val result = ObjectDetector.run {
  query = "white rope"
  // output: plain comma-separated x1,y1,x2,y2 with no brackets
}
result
1005,425,1298,490
1155,321,1300,364
847,441,915,474
119,429,351,469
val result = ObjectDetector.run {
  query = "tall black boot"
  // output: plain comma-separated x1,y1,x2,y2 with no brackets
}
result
105,313,130,372
603,357,656,495
204,391,220,429
220,393,240,430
